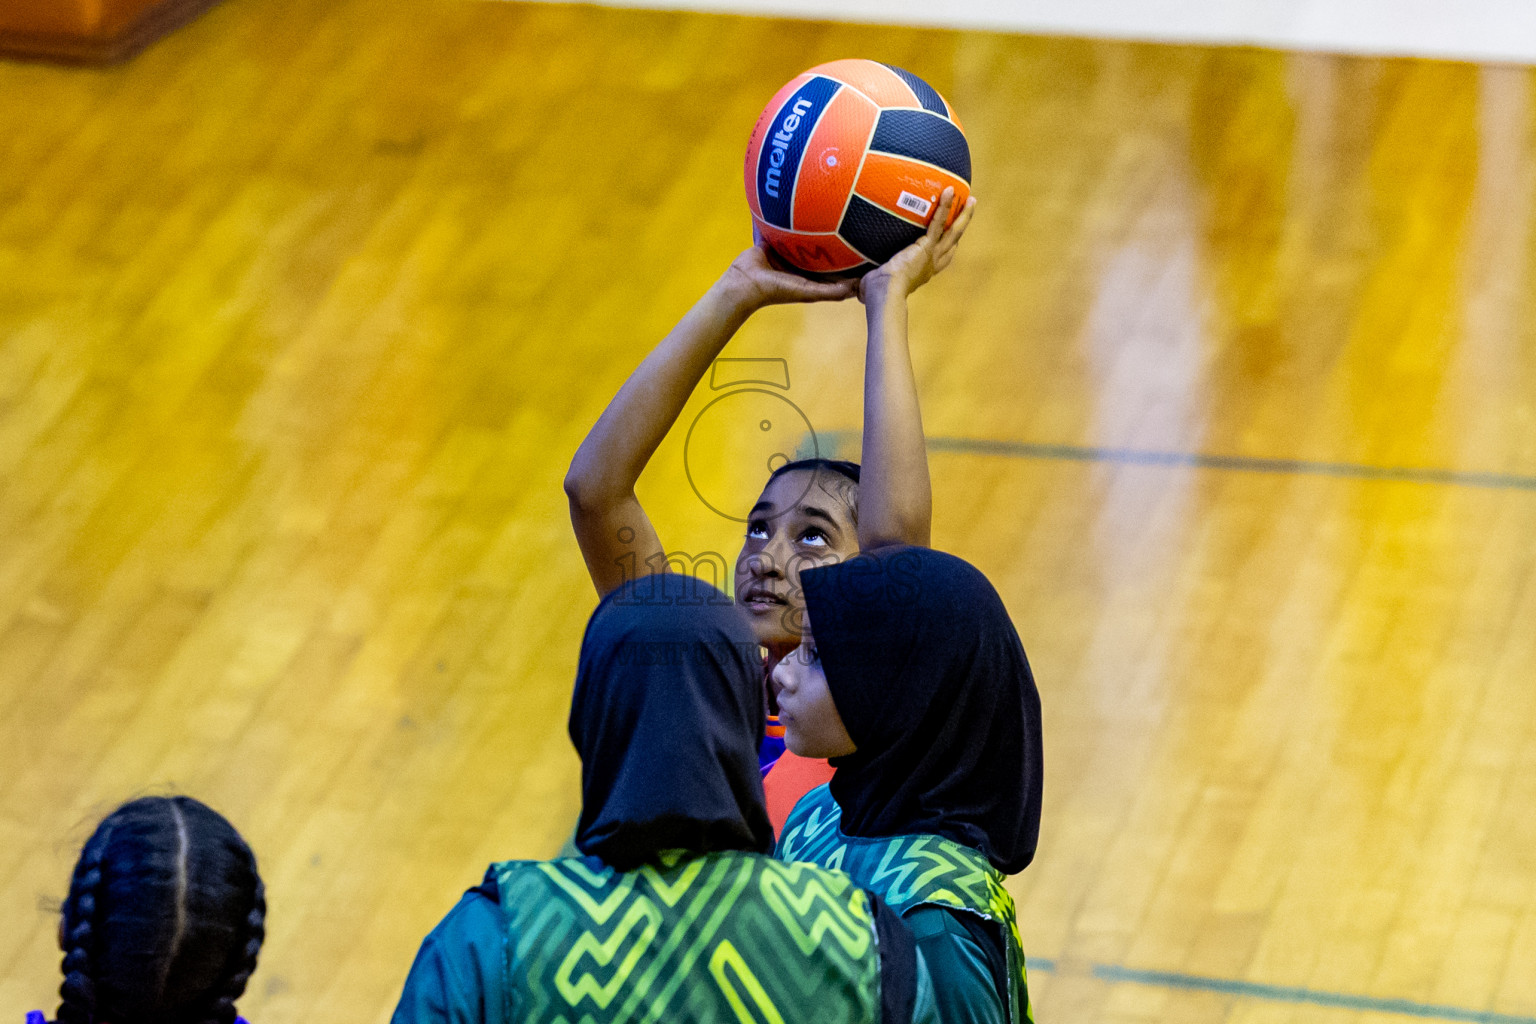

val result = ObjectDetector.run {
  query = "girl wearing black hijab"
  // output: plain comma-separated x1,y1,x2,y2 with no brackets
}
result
392,572,941,1024
772,546,1043,1024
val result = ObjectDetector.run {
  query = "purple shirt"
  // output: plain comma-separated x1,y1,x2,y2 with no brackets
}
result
26,1015,247,1024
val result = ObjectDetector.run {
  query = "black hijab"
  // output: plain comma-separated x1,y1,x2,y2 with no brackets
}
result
571,573,775,870
801,546,1043,874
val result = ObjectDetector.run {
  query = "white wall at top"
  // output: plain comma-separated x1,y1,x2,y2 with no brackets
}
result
524,0,1536,64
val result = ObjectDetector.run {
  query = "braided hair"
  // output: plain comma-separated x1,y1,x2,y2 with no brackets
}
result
55,796,265,1024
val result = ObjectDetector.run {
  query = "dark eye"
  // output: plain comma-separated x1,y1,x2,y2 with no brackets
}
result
804,644,820,664
799,528,829,547
746,520,769,540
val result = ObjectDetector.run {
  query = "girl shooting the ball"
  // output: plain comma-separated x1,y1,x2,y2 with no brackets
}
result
565,187,976,824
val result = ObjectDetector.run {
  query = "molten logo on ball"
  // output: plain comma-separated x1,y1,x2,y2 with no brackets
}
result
765,97,815,199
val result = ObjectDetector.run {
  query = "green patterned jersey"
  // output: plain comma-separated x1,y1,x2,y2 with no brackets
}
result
776,786,1033,1024
491,850,885,1024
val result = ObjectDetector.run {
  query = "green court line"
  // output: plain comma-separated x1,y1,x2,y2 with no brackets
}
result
809,430,1536,492
1023,959,1534,1023
1091,964,1536,1024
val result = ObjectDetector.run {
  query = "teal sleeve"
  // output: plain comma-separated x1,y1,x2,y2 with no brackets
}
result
903,907,1006,1024
390,891,509,1024
911,944,941,1024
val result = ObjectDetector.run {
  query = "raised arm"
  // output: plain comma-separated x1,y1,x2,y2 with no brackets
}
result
565,246,856,596
855,189,977,550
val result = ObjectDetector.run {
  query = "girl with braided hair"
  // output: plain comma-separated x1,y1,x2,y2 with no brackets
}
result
27,796,266,1024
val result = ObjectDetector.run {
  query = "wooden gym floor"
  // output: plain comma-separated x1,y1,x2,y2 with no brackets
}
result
2,1,1534,1021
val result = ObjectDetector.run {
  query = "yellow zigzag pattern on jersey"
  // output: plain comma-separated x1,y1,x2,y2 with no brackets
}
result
535,853,747,1020
778,787,999,916
555,898,663,1009
758,862,871,959
775,785,1035,1024
777,801,839,861
709,941,786,1024
868,835,993,911
497,851,880,1024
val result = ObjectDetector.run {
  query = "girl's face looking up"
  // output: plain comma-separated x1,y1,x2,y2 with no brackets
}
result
734,468,859,648
770,620,857,759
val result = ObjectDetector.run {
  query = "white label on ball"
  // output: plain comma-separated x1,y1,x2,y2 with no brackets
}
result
897,191,933,217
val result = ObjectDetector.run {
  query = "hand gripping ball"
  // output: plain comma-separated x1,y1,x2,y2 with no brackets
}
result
745,59,971,276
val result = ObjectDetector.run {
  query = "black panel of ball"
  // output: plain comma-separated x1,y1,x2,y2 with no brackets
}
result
882,64,950,117
840,195,925,264
869,110,972,183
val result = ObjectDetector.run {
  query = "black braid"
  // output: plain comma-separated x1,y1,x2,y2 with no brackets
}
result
181,815,265,1024
194,874,265,1024
56,819,117,1024
51,797,266,1024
